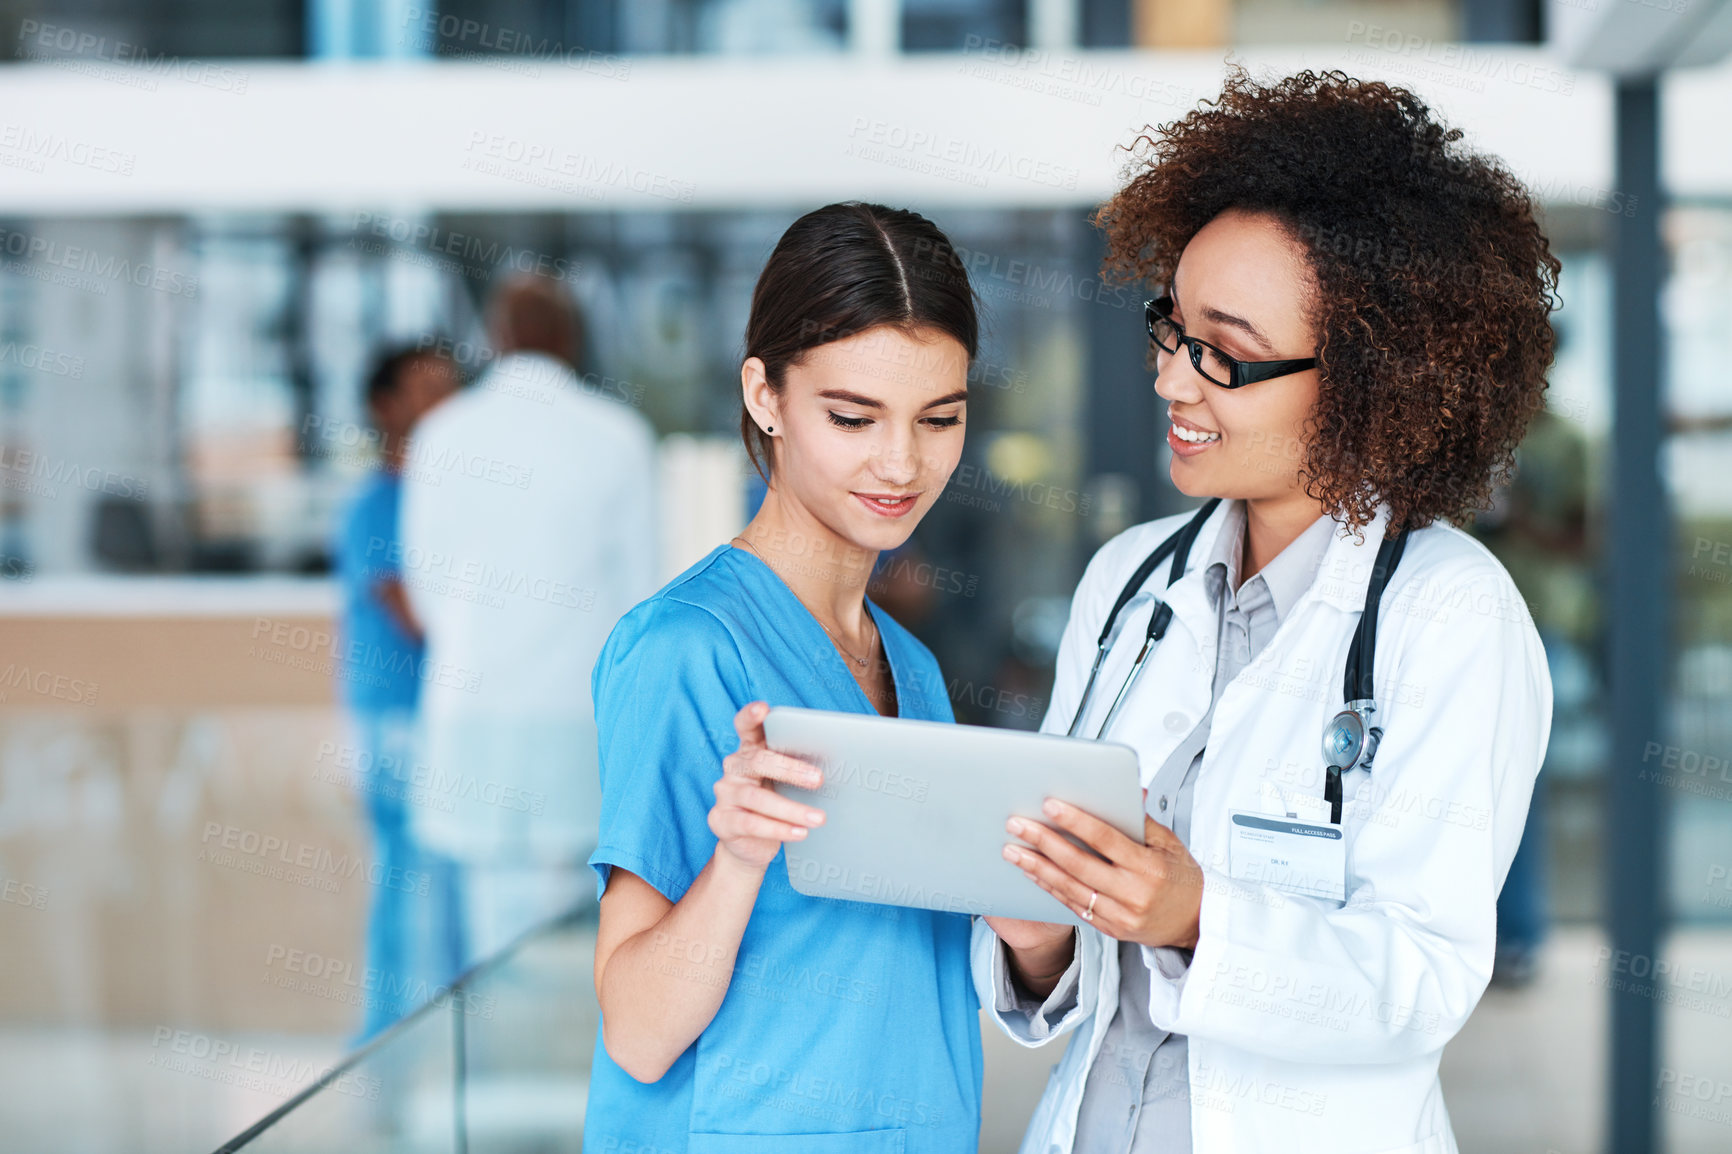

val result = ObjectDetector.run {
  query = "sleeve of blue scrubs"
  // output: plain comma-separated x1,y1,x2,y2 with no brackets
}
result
337,485,398,603
588,597,752,905
333,490,370,600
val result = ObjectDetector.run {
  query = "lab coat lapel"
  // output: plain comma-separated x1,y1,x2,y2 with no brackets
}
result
1310,504,1395,614
1160,499,1232,648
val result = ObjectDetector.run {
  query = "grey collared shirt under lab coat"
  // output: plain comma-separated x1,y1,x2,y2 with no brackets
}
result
995,504,1336,1153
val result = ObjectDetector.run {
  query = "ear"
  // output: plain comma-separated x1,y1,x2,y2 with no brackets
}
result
741,357,781,435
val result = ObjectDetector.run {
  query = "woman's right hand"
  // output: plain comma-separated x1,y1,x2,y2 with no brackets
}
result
984,916,1073,952
710,701,828,871
985,916,1077,997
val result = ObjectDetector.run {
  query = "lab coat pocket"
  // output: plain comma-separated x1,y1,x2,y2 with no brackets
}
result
688,1128,907,1154
1225,810,1347,904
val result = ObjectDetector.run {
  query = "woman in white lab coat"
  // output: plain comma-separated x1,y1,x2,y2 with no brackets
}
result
974,68,1560,1153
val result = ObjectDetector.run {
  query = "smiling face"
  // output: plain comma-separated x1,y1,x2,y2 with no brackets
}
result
1155,208,1322,510
743,324,968,554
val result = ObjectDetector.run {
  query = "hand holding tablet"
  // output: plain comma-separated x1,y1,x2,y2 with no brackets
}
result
710,702,830,873
763,706,1144,926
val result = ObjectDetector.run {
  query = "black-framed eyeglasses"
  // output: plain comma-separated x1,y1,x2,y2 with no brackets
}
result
1145,295,1317,389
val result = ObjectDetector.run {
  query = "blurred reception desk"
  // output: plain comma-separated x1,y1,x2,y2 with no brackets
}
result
0,578,373,1035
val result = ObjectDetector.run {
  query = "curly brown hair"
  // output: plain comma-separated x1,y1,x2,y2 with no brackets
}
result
1095,66,1562,531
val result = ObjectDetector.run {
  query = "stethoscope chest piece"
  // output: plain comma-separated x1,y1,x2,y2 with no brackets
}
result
1322,705,1367,771
1322,700,1382,823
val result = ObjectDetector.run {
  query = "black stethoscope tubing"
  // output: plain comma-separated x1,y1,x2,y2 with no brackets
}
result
1065,500,1409,823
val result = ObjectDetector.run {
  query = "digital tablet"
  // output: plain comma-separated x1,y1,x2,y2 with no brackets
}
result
764,706,1143,926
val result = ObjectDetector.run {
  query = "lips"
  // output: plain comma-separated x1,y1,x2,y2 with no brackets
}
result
854,492,920,518
1170,423,1220,445
1167,412,1221,458
1169,411,1220,439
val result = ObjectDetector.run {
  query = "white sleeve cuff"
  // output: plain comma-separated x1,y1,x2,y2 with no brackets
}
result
1142,944,1194,981
1144,865,1240,1031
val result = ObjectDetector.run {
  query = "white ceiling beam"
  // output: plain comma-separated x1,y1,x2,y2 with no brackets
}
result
0,48,1728,217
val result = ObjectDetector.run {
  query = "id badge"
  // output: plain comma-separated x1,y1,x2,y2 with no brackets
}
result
1227,810,1346,904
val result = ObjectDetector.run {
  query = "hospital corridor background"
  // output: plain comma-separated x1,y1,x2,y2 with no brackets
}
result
2,1,1732,1151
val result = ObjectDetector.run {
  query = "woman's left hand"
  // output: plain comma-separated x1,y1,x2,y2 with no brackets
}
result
1004,799,1204,950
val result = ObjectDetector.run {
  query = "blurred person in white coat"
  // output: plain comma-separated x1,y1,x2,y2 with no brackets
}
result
975,69,1558,1153
400,275,658,963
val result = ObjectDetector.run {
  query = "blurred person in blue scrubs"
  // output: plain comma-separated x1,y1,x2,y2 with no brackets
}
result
333,344,462,1040
584,203,982,1153
400,275,658,965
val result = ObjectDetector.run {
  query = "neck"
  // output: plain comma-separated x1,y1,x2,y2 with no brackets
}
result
1241,491,1328,580
738,486,879,633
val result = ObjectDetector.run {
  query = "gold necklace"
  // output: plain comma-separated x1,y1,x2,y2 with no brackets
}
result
731,535,879,670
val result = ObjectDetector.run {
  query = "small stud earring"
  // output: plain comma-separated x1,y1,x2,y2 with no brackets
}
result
766,425,774,434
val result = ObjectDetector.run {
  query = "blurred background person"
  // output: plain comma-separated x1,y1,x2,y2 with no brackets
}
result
332,343,462,1041
400,274,659,965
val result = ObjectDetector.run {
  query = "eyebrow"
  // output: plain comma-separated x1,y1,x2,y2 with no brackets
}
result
1199,305,1276,355
1173,290,1276,355
818,388,968,410
818,389,884,409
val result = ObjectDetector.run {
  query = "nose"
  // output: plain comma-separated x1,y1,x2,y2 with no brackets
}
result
1152,346,1206,406
870,433,920,486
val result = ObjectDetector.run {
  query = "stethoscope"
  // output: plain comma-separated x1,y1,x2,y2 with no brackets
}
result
1065,498,1409,823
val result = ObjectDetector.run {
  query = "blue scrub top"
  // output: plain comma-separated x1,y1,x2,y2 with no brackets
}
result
332,472,422,713
584,545,981,1154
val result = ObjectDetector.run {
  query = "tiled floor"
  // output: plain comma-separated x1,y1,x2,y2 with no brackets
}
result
3,925,1729,1153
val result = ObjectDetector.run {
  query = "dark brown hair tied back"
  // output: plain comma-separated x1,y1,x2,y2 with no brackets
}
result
1096,66,1563,531
741,202,979,480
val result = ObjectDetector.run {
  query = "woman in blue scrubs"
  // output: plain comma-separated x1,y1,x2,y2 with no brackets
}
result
584,202,983,1153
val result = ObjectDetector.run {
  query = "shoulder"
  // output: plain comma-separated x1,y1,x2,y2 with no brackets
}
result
1391,521,1535,625
338,474,395,535
472,359,658,460
343,472,393,512
410,388,484,444
1369,523,1547,686
560,376,652,426
599,549,751,679
554,384,656,453
1400,520,1518,581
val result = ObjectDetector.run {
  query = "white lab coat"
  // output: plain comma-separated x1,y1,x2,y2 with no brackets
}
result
398,352,658,868
972,500,1551,1154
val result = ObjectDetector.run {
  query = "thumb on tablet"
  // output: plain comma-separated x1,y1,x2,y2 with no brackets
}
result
733,700,771,750
985,916,1073,953
1144,816,1178,847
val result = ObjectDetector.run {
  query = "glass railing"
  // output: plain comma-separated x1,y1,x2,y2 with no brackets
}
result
212,904,598,1154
